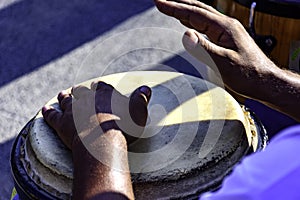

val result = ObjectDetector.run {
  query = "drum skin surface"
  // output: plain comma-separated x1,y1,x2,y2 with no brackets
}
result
11,71,265,200
215,0,300,69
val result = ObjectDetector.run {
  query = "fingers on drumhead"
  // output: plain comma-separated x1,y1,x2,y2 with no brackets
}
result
71,85,91,99
90,81,114,91
182,29,199,50
57,91,72,111
183,30,226,56
130,86,152,106
42,105,63,131
57,90,70,102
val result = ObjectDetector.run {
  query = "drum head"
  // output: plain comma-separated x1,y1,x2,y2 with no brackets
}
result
11,71,263,199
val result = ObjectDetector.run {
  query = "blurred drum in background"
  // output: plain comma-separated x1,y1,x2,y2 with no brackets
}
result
215,0,300,71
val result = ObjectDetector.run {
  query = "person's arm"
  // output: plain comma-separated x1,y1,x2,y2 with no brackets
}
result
154,0,300,122
42,82,151,199
71,129,132,200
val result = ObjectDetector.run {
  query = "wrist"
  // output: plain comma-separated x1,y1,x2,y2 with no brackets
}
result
249,62,300,121
72,129,127,164
243,59,280,101
255,63,285,102
71,129,131,200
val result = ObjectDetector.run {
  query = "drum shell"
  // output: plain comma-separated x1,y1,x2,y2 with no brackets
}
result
10,120,58,200
215,0,300,69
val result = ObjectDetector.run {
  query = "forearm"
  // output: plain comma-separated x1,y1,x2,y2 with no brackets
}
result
72,129,134,200
251,62,300,122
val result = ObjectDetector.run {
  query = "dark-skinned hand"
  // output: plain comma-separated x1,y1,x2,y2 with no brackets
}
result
42,81,151,150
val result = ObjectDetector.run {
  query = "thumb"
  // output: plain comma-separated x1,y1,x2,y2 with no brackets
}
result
182,29,228,67
129,85,152,106
183,29,230,54
182,29,227,86
128,85,151,129
122,86,151,142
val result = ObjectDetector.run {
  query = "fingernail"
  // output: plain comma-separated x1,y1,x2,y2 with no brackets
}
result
42,105,50,115
91,81,98,90
139,86,151,98
183,32,198,50
98,81,107,87
58,90,70,102
61,90,68,95
58,90,67,97
94,81,107,91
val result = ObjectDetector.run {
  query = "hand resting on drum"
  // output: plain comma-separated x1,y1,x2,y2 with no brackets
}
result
42,81,151,149
154,0,300,122
42,81,151,200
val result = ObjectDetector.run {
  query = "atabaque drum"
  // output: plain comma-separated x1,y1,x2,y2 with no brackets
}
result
215,0,300,71
11,71,267,199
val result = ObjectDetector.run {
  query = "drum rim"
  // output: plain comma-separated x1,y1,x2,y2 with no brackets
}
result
245,106,268,152
235,0,300,19
10,119,58,200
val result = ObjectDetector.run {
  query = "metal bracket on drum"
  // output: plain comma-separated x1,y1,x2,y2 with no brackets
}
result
243,106,269,152
248,2,277,56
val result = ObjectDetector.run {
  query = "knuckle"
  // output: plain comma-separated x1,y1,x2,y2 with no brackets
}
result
227,18,242,29
227,17,237,24
61,97,72,108
44,110,57,125
94,81,114,91
58,91,70,102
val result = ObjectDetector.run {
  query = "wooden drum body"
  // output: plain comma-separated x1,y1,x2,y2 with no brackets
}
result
11,71,267,200
216,0,300,70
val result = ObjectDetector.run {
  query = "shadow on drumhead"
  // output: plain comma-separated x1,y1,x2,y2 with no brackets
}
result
11,72,266,200
129,118,256,199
